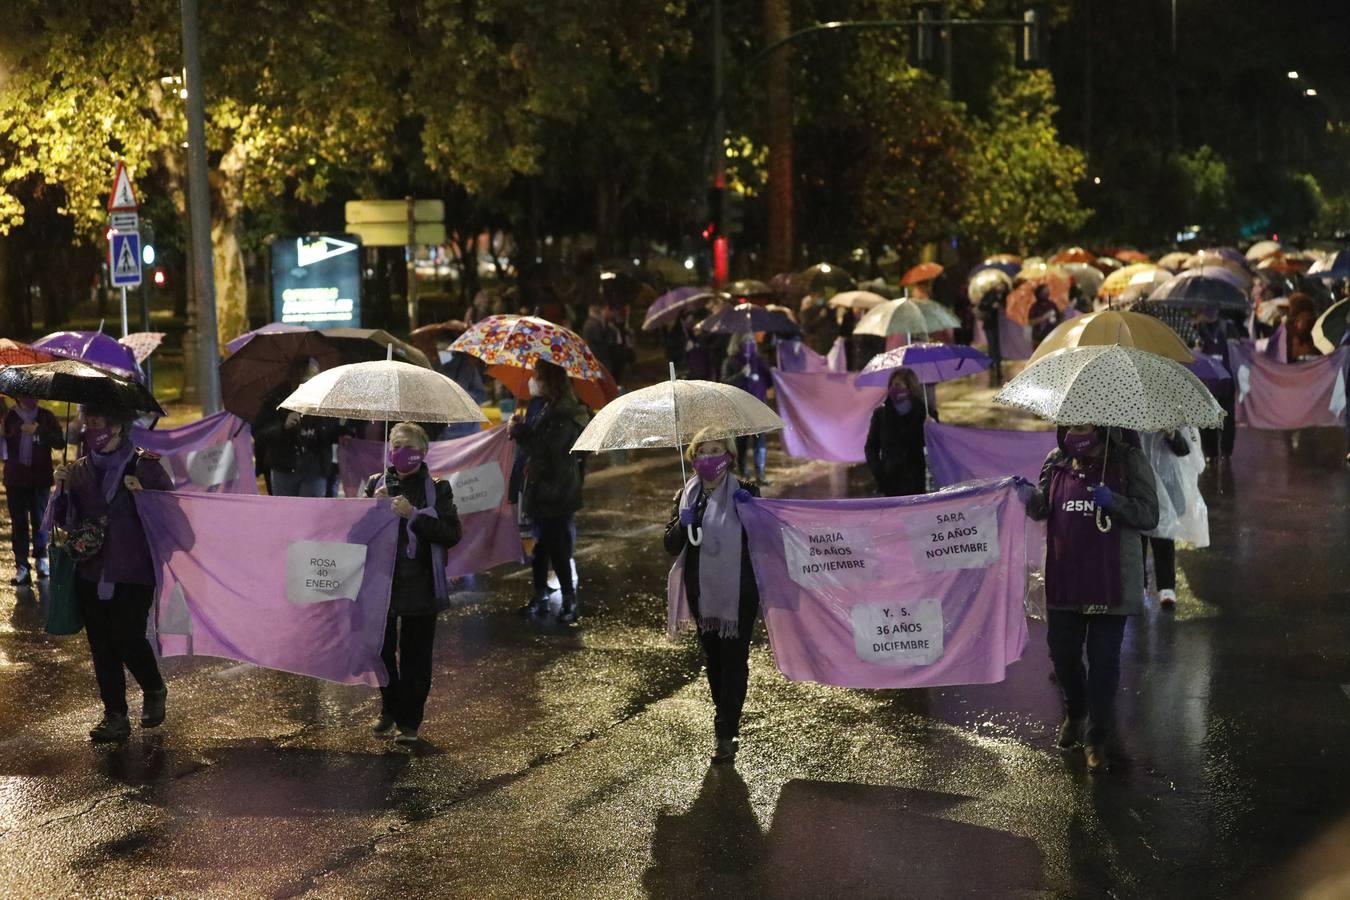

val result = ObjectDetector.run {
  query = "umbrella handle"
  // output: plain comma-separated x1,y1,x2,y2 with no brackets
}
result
670,362,699,547
687,524,703,547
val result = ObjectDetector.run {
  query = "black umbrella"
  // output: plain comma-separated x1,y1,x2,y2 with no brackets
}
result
220,331,342,421
695,302,799,336
320,328,432,368
0,359,165,416
1147,273,1249,311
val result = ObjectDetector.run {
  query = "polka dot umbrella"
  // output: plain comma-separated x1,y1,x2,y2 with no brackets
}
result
994,344,1224,432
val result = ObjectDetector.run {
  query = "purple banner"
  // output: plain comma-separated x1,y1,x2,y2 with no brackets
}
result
1229,341,1347,430
771,369,886,463
132,411,258,494
338,425,520,577
736,479,1031,689
973,312,1035,361
924,421,1057,488
137,491,400,686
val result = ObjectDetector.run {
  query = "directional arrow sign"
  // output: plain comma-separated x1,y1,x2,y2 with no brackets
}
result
294,234,359,267
107,161,140,212
110,231,143,288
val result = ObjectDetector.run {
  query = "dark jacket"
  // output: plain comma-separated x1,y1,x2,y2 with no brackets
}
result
52,449,175,586
2,406,64,489
663,479,760,630
254,387,339,477
364,466,463,616
1026,430,1159,616
864,402,929,496
514,395,589,519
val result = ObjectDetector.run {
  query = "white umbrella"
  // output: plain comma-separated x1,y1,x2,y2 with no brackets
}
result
1245,240,1281,262
967,268,1013,304
912,298,961,331
994,344,1223,432
827,290,889,311
1063,262,1105,299
853,298,929,337
280,359,486,424
572,378,783,452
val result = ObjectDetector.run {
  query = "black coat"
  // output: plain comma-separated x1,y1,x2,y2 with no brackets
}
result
255,386,339,476
864,402,928,496
663,479,760,630
364,466,463,616
515,397,589,519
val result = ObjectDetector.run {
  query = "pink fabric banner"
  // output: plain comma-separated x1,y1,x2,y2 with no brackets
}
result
131,411,258,494
736,479,1031,689
1229,341,1347,430
771,369,886,463
136,491,400,686
924,421,1057,488
338,425,520,576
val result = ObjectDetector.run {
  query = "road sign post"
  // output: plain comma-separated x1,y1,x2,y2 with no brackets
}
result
107,162,142,338
344,199,445,329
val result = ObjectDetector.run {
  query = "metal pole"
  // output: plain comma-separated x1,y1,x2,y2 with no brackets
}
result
139,282,153,390
406,196,417,329
180,0,222,414
119,286,129,337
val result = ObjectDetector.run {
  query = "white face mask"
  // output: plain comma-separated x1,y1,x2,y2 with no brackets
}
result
438,350,453,365
528,377,543,398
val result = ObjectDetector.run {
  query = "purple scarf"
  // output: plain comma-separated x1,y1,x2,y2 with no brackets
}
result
674,473,744,637
14,403,38,467
88,441,136,600
377,469,448,602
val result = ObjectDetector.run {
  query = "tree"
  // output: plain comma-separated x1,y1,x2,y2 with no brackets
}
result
0,1,401,346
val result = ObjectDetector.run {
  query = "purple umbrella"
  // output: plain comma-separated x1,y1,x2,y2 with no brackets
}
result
31,331,142,380
1307,250,1350,280
973,260,1021,278
641,288,716,332
857,342,992,386
1175,264,1250,290
226,322,311,354
1183,353,1231,387
694,302,799,336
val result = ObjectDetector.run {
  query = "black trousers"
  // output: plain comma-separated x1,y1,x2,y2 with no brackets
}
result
380,613,437,730
532,514,575,595
1046,611,1127,746
698,629,753,739
1200,383,1236,457
6,483,50,564
76,579,164,717
1142,536,1176,591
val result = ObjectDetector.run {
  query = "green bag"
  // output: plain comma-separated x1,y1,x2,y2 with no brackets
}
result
44,543,82,636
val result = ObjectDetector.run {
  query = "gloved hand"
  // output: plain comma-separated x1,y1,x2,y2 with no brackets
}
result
733,488,753,503
678,506,696,527
1091,484,1114,510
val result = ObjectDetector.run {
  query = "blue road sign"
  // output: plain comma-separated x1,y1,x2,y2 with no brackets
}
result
110,230,142,288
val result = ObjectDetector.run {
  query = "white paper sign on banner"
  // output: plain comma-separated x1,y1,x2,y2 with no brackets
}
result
285,541,368,604
445,462,506,515
907,505,1000,571
782,524,875,589
850,598,944,666
184,441,239,489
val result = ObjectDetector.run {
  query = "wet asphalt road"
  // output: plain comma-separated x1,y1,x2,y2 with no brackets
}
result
0,390,1347,899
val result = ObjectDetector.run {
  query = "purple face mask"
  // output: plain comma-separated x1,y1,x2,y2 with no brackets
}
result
1063,430,1100,458
889,387,911,403
85,425,115,453
389,446,424,474
692,453,731,482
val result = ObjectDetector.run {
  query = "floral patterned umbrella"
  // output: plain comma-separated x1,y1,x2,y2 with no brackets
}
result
451,314,617,409
994,344,1223,431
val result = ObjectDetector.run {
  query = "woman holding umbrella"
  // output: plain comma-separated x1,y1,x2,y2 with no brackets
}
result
51,404,174,743
1024,425,1158,774
664,427,761,765
863,367,931,497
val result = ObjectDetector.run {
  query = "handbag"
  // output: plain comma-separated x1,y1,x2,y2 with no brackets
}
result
44,541,82,635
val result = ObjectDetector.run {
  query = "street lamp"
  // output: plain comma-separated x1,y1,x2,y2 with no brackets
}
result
1304,88,1318,97
1287,71,1299,79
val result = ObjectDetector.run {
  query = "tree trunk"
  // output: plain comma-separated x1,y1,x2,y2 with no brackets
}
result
210,146,248,350
764,0,794,274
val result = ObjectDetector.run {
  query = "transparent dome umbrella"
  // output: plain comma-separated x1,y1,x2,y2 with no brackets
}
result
853,298,929,338
281,359,486,425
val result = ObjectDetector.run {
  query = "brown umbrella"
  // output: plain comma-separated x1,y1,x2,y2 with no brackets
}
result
320,327,432,369
219,331,342,421
409,320,469,360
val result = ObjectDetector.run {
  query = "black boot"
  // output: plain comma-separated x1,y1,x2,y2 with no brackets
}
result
89,712,131,743
558,592,579,624
141,687,167,728
518,593,548,617
1056,717,1084,750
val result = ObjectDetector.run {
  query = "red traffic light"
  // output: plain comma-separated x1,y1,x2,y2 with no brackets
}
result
153,268,167,287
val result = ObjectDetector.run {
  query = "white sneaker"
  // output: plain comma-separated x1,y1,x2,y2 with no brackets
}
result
1159,589,1177,607
11,565,30,586
35,558,49,578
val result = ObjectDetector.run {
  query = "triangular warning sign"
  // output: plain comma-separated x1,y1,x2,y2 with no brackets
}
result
107,161,139,212
115,236,138,276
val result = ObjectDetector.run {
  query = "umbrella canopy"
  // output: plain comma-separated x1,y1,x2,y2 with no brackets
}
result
1245,240,1281,263
857,343,991,386
451,314,615,409
769,271,808,302
1256,254,1308,275
1049,247,1096,265
853,298,930,337
1312,298,1349,354
1183,353,1232,386
1148,271,1249,310
1117,268,1177,305
0,339,54,368
1307,250,1350,281
408,319,470,360
225,322,310,354
1255,297,1290,326
967,268,1013,304
900,262,943,286
119,332,165,364
321,327,432,369
827,290,890,311
911,298,962,331
0,359,164,416
994,344,1224,431
1129,301,1201,347
32,331,141,380
1114,249,1151,264
1093,257,1124,274
799,263,855,293
571,379,783,452
642,290,719,331
219,330,343,421
488,362,619,412
1006,271,1072,325
695,302,799,336
1199,247,1246,268
1156,251,1191,271
1099,263,1160,299
978,255,1022,277
1063,262,1105,298
1028,310,1194,364
280,360,486,424
725,279,775,301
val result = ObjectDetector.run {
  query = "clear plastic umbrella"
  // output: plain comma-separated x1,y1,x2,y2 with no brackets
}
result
280,359,486,424
911,298,961,331
853,298,929,337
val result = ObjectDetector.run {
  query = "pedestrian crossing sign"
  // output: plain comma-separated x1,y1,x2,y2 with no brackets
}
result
109,230,142,288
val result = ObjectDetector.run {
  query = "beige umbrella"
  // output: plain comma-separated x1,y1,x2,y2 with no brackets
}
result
572,378,783,453
280,359,486,424
827,290,890,311
1028,310,1195,364
1156,251,1191,271
853,298,929,337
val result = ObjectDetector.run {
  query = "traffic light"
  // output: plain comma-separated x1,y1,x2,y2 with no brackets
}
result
909,3,945,69
1016,7,1044,68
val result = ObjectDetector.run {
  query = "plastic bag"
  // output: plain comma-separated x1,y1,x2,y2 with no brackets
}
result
1141,427,1209,548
